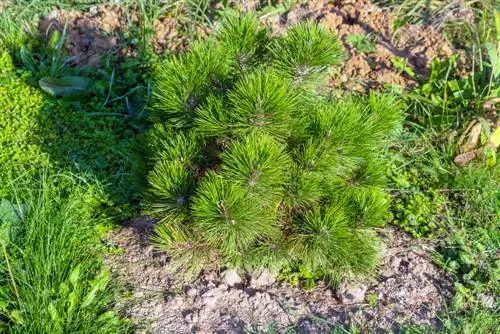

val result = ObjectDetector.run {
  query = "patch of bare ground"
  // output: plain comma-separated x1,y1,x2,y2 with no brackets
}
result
39,5,128,66
105,218,453,333
38,1,455,92
262,0,454,92
38,4,196,66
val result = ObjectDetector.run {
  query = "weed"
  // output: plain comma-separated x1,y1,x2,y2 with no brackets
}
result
123,0,170,57
401,300,499,333
257,0,303,18
388,130,452,238
366,293,379,309
346,34,376,54
438,304,499,334
404,53,498,130
20,25,73,79
0,4,31,51
391,56,416,78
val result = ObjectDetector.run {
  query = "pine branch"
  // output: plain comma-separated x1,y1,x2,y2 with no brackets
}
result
221,134,290,198
147,124,202,164
227,69,298,139
153,224,215,279
270,22,346,86
283,164,325,208
195,94,231,137
246,237,290,272
216,13,271,73
349,188,391,228
150,41,229,128
289,203,380,279
191,172,279,255
146,159,195,223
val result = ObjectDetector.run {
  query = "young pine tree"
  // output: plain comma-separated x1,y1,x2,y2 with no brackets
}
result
145,14,403,285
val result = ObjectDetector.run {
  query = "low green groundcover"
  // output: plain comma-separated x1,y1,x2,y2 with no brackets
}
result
0,51,139,208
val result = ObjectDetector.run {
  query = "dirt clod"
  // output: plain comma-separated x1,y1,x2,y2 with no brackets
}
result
337,281,367,304
250,269,276,288
221,269,243,287
39,6,128,67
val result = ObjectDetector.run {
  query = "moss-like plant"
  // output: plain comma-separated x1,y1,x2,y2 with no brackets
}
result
146,15,404,284
0,51,139,207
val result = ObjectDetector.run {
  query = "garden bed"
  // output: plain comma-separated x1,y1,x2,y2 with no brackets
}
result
39,1,459,332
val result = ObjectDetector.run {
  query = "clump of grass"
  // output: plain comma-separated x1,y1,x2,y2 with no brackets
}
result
0,172,129,332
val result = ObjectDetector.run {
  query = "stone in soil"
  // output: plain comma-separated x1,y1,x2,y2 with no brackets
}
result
221,269,243,287
336,281,367,304
250,269,276,288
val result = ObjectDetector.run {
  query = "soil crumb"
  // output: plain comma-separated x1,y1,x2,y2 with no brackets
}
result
105,220,453,333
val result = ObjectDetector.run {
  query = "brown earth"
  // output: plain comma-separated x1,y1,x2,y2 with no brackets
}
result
263,0,454,92
39,5,128,67
38,4,207,66
38,0,455,91
105,219,453,333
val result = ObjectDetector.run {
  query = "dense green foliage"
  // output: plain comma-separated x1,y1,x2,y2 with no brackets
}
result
145,15,404,283
389,129,499,283
388,45,499,333
0,51,141,208
0,54,48,196
0,173,129,333
406,55,499,130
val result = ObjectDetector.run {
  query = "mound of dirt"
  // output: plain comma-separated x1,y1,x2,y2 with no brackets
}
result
38,6,129,66
264,0,454,92
105,220,453,333
38,5,195,66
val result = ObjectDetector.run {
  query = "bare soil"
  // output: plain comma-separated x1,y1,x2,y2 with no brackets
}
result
39,0,454,92
264,0,454,92
39,5,128,66
105,219,453,333
38,4,207,66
